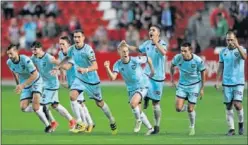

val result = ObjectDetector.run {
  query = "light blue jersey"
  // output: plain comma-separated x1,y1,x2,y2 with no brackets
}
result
139,40,167,81
219,47,246,86
68,44,100,84
172,54,205,86
58,50,76,87
113,56,149,92
31,53,59,89
7,55,40,88
7,55,43,101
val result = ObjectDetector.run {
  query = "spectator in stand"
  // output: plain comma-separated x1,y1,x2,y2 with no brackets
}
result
186,10,202,53
45,1,58,17
20,1,36,16
125,23,140,46
210,2,232,29
117,2,134,27
22,15,37,49
34,2,45,18
215,13,229,46
68,16,81,32
2,1,14,19
93,25,108,49
8,18,20,46
133,6,143,29
140,4,153,29
161,2,173,39
43,15,60,38
37,14,46,38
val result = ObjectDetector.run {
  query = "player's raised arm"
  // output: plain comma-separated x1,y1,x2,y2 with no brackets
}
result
104,61,118,81
234,39,247,60
56,56,72,70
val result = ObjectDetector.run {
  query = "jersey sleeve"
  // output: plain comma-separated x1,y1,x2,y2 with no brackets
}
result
25,57,36,73
6,60,13,72
197,58,206,72
138,41,147,53
133,56,148,64
239,47,247,60
219,50,224,63
68,58,75,66
113,61,119,74
87,46,96,62
171,55,179,66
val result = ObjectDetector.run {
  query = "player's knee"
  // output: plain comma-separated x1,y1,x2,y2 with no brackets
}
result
225,103,233,110
130,101,138,109
96,100,104,108
51,103,58,109
233,102,242,110
21,106,27,112
187,108,194,112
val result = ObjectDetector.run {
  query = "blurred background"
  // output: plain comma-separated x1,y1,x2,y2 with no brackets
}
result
1,1,248,82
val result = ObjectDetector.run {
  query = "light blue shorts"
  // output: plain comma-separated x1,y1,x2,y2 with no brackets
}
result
146,78,164,101
69,84,85,103
222,85,244,104
41,89,59,105
176,82,201,104
128,87,148,103
71,77,102,101
20,76,43,101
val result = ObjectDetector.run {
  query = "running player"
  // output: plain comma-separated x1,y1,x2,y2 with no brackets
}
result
104,41,154,135
215,31,246,136
53,30,117,134
30,41,75,131
6,44,52,133
58,36,95,132
170,42,206,136
125,25,167,134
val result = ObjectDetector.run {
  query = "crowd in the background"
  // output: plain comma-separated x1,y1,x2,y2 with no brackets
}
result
2,1,248,55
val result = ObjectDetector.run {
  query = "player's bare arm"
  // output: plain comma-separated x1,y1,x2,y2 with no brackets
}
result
77,61,98,74
16,70,38,94
122,40,139,52
12,71,19,85
51,57,72,75
234,39,247,60
170,63,176,87
200,70,206,99
215,63,223,90
104,61,118,81
147,57,155,77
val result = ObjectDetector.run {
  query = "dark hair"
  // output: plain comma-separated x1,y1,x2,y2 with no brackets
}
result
150,25,161,33
60,36,71,44
226,30,236,37
73,29,84,35
7,44,18,51
181,42,192,50
31,41,42,48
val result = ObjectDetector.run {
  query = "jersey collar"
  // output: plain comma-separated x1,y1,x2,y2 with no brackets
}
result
183,54,194,61
75,43,85,50
38,52,46,59
12,55,21,64
151,40,161,46
122,57,131,64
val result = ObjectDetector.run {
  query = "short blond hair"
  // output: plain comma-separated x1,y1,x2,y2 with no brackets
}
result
117,42,128,50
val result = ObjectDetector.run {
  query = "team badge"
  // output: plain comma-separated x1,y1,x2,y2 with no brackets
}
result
234,52,239,57
191,64,196,68
154,91,161,95
21,64,25,70
42,62,46,67
131,64,137,70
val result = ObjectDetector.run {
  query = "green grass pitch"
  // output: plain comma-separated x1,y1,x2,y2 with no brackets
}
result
2,86,247,144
